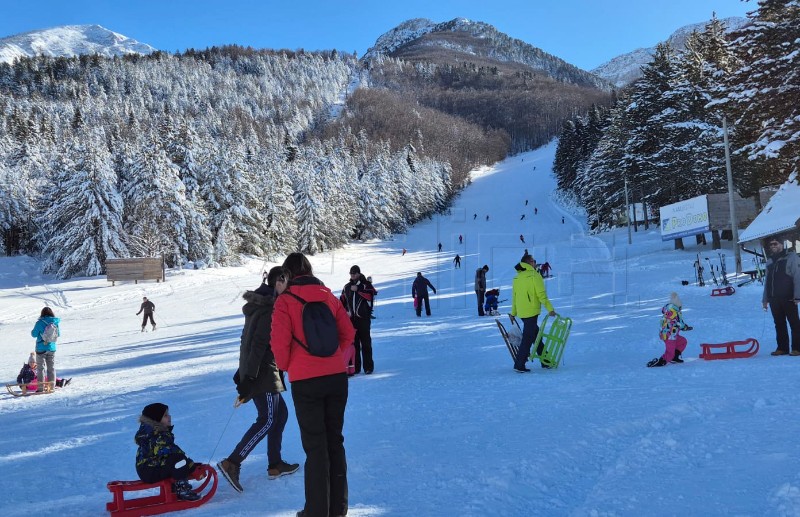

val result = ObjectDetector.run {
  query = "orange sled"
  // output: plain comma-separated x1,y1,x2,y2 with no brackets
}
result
711,286,735,296
699,338,759,360
106,464,217,516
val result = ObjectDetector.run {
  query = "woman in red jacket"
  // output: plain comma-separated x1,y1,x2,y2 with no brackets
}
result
271,253,355,517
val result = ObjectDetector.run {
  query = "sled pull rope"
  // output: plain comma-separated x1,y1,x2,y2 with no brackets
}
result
205,405,237,465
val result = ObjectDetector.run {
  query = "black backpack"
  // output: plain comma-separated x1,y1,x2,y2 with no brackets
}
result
284,291,340,357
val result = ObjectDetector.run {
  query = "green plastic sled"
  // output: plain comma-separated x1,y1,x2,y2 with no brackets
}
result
530,314,573,368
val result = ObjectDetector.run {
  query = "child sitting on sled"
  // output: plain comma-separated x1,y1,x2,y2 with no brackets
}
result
647,292,693,367
135,403,203,501
16,352,70,393
484,288,500,316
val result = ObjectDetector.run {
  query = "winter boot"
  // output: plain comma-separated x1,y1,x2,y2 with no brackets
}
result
268,460,300,480
172,480,200,501
217,458,243,492
671,350,684,363
141,326,146,332
152,323,157,331
646,357,667,367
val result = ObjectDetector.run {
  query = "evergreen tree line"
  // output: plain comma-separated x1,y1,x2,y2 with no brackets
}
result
553,0,799,231
0,47,458,277
363,54,612,154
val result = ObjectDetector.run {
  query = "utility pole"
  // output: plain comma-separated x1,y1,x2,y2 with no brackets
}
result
624,177,632,245
723,116,742,273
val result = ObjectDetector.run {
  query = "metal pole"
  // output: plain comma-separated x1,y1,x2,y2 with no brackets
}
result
624,177,632,244
723,116,742,273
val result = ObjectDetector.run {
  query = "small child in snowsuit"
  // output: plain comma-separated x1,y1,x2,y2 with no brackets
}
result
134,403,201,501
16,353,38,393
484,288,500,316
647,292,692,367
16,352,70,393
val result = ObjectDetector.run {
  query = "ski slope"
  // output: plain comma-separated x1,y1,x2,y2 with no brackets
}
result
1,141,799,516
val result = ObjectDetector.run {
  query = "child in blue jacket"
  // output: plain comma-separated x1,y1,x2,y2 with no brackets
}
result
135,403,201,501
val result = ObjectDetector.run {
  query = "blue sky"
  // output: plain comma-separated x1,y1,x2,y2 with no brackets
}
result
0,0,753,70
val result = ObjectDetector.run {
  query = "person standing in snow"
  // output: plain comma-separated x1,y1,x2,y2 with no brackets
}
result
438,242,443,252
453,254,461,268
647,292,692,367
511,253,556,373
475,265,489,316
31,306,60,392
340,265,378,374
271,252,355,517
412,272,436,317
137,296,156,332
459,235,463,244
762,237,800,356
217,266,299,493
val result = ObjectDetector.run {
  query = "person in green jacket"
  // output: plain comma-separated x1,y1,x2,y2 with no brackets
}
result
511,253,556,373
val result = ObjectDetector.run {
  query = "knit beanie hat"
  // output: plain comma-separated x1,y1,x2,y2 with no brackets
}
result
350,265,361,274
28,352,36,365
670,292,682,308
142,403,168,422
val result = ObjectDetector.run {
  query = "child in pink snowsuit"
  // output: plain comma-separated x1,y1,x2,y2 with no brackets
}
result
648,293,693,367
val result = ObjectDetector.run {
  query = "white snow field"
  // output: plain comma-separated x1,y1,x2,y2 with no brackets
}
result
2,141,799,517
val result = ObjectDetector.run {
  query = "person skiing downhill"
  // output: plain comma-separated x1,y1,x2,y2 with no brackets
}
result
453,255,461,268
137,297,156,331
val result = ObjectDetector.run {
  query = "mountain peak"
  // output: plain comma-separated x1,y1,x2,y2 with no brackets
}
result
0,24,156,65
365,17,610,90
592,16,749,87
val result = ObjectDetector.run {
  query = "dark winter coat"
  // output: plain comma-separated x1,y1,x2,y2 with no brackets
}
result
239,287,285,395
271,275,356,383
763,250,800,303
340,275,378,320
134,416,193,471
137,301,155,315
31,316,60,353
17,363,36,385
412,275,436,298
475,268,487,291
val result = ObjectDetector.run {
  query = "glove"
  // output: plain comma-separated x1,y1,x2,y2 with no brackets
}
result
433,289,437,294
684,326,693,331
232,369,240,385
236,376,256,400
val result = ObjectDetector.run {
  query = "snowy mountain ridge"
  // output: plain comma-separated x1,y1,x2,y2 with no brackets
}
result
364,17,611,90
0,24,156,65
591,16,749,87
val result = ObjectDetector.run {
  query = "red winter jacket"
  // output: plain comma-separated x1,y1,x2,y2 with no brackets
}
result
271,275,356,382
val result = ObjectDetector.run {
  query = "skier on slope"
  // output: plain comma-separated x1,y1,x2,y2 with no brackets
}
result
137,297,156,332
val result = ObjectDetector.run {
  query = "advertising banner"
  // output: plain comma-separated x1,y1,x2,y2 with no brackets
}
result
659,195,710,241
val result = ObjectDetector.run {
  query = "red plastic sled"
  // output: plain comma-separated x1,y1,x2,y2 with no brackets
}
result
106,464,217,516
711,286,735,297
699,338,759,360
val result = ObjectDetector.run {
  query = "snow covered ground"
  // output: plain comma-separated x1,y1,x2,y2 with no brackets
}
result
2,141,799,517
